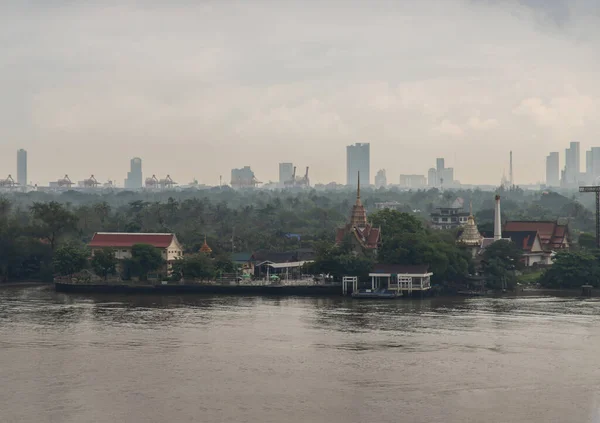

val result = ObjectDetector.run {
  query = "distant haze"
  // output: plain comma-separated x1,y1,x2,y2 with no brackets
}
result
1,0,599,186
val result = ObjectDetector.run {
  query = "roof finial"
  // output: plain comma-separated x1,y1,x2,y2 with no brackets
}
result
357,171,360,199
469,200,473,217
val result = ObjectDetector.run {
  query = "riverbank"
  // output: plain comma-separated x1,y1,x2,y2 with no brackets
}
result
0,281,50,289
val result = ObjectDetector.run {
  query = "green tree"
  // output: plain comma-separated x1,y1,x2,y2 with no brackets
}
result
91,249,118,280
129,243,164,281
578,233,596,250
540,250,600,289
53,244,89,277
172,254,215,280
31,201,78,250
213,254,235,276
481,240,523,290
307,241,374,281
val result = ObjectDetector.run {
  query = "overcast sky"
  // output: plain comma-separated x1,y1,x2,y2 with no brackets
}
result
1,0,599,186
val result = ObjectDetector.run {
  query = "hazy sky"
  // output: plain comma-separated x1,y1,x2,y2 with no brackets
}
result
1,0,599,186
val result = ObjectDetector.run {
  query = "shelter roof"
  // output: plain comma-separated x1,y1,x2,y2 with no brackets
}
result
371,264,430,275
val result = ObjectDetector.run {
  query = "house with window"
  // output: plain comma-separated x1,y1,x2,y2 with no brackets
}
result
430,199,469,230
89,232,184,266
502,230,551,267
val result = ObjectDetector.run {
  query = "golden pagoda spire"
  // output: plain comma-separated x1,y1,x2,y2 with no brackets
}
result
469,200,473,217
357,171,360,200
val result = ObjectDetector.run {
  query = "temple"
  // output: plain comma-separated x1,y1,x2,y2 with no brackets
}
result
335,172,381,255
456,202,483,257
199,235,212,254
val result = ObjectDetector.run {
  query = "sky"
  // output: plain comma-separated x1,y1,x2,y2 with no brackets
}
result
1,0,599,186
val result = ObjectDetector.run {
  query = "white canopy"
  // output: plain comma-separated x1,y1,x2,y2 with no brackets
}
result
266,261,313,269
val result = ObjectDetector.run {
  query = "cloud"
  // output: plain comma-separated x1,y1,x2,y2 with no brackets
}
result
0,0,599,185
467,116,499,131
433,119,465,137
513,95,598,129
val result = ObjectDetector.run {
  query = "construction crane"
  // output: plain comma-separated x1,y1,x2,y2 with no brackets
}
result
0,175,18,188
159,175,177,190
284,166,310,188
83,175,100,188
145,175,159,188
284,167,297,187
301,166,310,187
57,175,73,188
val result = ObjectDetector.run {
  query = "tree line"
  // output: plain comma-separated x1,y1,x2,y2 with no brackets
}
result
0,186,597,287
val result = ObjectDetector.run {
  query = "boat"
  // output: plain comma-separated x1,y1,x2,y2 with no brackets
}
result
351,288,399,299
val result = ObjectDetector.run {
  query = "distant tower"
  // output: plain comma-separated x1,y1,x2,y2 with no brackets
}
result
279,163,294,185
346,143,370,186
125,157,143,189
509,151,513,187
17,149,27,186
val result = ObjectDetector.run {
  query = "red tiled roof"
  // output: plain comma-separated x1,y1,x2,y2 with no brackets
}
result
503,230,539,252
504,221,569,250
89,232,175,248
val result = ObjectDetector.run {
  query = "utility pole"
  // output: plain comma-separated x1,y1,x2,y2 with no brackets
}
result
579,185,600,248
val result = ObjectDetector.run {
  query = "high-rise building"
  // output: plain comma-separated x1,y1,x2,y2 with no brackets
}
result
125,157,143,189
440,168,454,187
431,158,454,187
399,174,426,189
17,149,27,186
436,158,445,174
586,150,593,183
279,163,294,185
231,166,258,188
563,141,580,186
374,169,387,188
346,143,370,186
587,147,600,184
546,152,559,187
427,168,437,187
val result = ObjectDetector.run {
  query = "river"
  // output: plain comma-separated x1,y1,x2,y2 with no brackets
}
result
1,285,600,423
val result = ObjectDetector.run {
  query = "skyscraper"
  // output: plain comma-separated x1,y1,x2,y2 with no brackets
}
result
346,143,370,186
563,141,580,186
427,168,437,187
374,169,387,188
279,163,294,185
125,157,143,189
545,152,559,187
436,158,445,174
588,147,600,184
17,149,27,186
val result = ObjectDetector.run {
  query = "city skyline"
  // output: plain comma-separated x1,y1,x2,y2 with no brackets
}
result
1,0,599,185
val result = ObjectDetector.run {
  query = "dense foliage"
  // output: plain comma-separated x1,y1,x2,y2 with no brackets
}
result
369,209,471,283
480,240,524,290
0,185,597,285
540,251,600,289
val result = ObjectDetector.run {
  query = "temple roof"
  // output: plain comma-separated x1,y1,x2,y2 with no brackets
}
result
457,204,482,246
335,172,381,250
350,172,367,228
199,236,212,254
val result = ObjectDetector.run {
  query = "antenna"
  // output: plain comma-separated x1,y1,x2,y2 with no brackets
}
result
509,151,513,187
